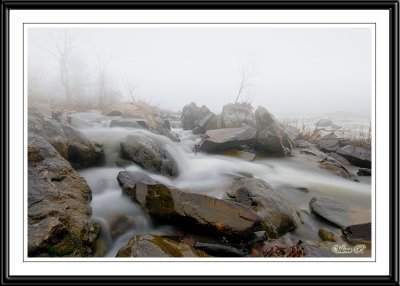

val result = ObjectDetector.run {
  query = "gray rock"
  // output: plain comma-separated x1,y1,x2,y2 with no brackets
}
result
226,177,300,239
28,110,104,169
316,119,334,128
181,103,219,130
357,168,371,176
309,197,370,229
110,118,148,129
336,145,371,168
200,126,257,152
220,103,256,128
120,133,178,176
342,222,371,245
117,171,260,238
28,134,100,257
255,106,293,156
116,234,209,257
318,157,351,179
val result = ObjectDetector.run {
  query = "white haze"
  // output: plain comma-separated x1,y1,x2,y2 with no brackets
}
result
28,26,372,117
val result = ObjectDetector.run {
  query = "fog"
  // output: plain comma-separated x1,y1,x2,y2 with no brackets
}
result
28,26,372,117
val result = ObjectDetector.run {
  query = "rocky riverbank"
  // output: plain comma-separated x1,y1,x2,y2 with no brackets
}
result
27,101,372,258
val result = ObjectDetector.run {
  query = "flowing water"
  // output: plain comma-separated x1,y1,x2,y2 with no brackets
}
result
71,111,371,257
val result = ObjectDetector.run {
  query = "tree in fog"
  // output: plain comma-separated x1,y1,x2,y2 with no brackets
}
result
123,78,139,104
234,62,256,104
96,54,108,108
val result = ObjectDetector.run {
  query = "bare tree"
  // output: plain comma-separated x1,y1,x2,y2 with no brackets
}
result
123,78,139,104
234,62,256,104
36,31,78,107
97,54,107,108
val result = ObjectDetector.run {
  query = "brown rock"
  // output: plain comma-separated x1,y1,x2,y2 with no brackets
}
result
226,177,300,239
117,171,260,238
28,134,100,257
116,234,209,257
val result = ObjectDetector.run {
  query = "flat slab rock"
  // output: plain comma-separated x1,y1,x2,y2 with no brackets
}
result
309,197,370,229
200,126,256,152
117,171,260,238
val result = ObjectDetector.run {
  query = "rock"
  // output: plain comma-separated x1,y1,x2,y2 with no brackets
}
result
342,222,371,245
61,125,105,169
318,228,336,242
336,145,371,168
28,134,100,257
120,133,178,176
318,157,351,179
316,119,334,128
255,106,293,156
226,177,300,239
329,152,351,166
357,168,372,176
192,126,206,135
117,171,260,238
220,103,256,128
116,234,209,257
194,241,245,257
317,139,342,153
284,126,302,141
110,118,148,129
309,197,370,229
181,103,219,131
108,214,137,240
295,139,312,148
200,127,257,152
28,110,104,169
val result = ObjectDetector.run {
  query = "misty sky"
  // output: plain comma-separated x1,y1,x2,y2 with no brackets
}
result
28,26,372,117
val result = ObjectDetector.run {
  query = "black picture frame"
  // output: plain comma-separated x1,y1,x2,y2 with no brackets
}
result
1,1,399,285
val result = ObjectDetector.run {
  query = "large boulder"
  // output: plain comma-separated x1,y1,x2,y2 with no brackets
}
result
226,177,300,239
199,126,256,152
28,134,100,257
116,234,209,257
120,133,178,176
309,197,370,229
255,106,293,156
336,145,371,168
220,103,256,128
181,103,220,131
28,110,104,169
117,171,260,238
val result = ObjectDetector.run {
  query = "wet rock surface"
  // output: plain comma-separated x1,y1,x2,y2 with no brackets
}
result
309,197,370,229
120,133,178,176
342,222,371,245
117,171,260,238
226,177,300,239
255,106,293,156
28,110,104,169
200,126,257,152
28,134,100,257
336,145,371,168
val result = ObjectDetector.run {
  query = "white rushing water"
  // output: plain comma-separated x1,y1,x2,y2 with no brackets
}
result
72,111,371,256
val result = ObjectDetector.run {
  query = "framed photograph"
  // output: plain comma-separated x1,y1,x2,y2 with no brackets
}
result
1,1,399,285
